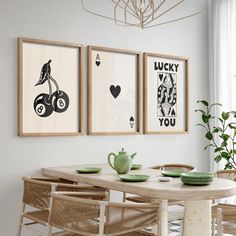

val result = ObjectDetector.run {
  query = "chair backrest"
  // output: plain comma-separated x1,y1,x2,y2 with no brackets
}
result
22,176,104,211
49,192,159,236
22,176,57,210
49,192,104,235
216,170,236,181
151,163,196,172
104,201,159,235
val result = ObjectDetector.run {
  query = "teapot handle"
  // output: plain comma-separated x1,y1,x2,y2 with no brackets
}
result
108,153,116,170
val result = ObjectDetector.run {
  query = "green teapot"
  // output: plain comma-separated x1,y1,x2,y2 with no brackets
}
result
108,148,137,174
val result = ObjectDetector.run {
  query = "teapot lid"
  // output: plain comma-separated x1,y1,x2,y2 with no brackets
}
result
119,148,126,155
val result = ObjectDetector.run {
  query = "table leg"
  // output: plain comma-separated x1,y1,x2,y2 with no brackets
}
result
183,200,211,236
151,199,168,236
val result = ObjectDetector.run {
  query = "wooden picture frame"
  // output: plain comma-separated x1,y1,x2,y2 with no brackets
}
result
88,46,141,135
18,38,83,136
144,52,189,134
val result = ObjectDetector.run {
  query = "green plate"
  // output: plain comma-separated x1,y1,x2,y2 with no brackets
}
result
76,167,102,174
162,170,185,177
181,177,213,183
181,180,212,186
131,164,142,170
181,172,214,179
119,174,149,182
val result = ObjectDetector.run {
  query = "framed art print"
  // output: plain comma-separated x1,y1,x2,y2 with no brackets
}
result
144,52,189,134
18,38,83,136
88,46,141,135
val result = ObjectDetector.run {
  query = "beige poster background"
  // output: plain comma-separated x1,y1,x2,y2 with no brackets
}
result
146,56,186,132
22,42,79,133
91,50,137,133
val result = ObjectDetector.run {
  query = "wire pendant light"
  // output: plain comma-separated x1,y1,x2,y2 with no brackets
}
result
81,0,207,29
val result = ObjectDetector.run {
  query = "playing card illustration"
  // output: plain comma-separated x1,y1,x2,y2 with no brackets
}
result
129,116,134,128
110,85,121,99
157,73,177,117
95,54,101,67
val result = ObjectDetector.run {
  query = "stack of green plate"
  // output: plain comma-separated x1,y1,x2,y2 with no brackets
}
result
180,172,214,186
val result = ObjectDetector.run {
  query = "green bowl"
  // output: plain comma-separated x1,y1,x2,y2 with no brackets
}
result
181,172,214,179
181,172,213,185
76,167,102,174
119,174,149,182
181,177,213,183
181,180,212,186
131,164,142,170
162,170,185,177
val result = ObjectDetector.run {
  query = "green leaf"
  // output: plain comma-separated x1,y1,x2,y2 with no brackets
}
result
229,123,236,129
215,147,224,152
202,114,209,123
218,118,224,123
204,144,214,150
222,112,230,120
196,124,207,129
233,150,236,154
224,163,233,170
221,141,228,147
209,103,222,112
197,100,209,106
214,126,223,132
214,155,221,163
221,134,230,141
205,132,213,140
213,127,220,133
230,111,236,116
221,152,229,158
195,109,206,114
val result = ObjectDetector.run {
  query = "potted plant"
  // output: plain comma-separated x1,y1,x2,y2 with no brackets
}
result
196,100,236,169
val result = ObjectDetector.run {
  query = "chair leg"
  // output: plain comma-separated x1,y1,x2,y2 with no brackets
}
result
122,192,126,202
16,203,25,236
47,225,52,236
216,208,223,236
211,218,216,236
99,203,106,236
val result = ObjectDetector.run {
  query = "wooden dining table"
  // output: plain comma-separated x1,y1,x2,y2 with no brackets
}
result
42,163,236,236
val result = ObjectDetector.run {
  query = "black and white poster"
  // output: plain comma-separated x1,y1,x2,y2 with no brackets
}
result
88,46,140,135
144,53,188,134
18,38,82,136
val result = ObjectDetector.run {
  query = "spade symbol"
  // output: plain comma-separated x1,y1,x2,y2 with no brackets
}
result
129,116,134,128
95,54,101,67
110,85,121,99
171,109,176,116
159,73,164,82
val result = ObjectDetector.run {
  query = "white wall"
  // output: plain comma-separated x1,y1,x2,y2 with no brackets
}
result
0,0,209,235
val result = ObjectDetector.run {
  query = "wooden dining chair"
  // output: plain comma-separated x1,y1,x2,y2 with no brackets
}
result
124,163,196,210
48,191,159,236
211,170,236,236
17,176,108,236
150,163,196,172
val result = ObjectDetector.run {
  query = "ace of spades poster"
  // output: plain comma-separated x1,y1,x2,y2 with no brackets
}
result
144,52,189,134
88,46,141,135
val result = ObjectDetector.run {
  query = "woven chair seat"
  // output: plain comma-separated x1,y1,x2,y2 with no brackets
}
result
52,230,155,236
23,209,49,225
125,195,183,205
212,204,236,222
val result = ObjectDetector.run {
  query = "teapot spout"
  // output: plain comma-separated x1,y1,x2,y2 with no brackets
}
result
131,153,137,159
